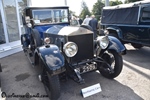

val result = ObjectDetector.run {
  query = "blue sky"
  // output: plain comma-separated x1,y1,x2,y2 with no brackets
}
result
31,0,125,15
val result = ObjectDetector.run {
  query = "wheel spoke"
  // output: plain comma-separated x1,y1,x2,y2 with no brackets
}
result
98,51,123,79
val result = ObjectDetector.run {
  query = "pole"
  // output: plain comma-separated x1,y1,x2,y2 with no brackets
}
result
64,0,67,6
105,0,109,6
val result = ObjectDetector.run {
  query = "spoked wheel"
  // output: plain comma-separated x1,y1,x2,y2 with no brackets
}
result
42,71,61,100
98,51,123,79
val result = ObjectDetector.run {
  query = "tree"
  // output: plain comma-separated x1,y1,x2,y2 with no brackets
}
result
69,10,77,20
69,10,76,16
79,1,91,19
92,0,104,20
23,0,27,5
109,0,123,6
125,0,142,3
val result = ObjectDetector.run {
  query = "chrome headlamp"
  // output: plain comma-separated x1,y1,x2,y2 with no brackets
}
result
104,30,109,35
97,36,109,49
63,42,78,57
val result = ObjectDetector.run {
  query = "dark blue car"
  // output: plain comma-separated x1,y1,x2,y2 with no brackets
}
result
101,1,150,49
21,6,126,100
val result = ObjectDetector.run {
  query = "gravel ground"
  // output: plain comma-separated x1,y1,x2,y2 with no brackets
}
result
0,44,150,100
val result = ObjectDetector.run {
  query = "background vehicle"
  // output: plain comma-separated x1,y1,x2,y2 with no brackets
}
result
101,1,150,49
21,6,126,100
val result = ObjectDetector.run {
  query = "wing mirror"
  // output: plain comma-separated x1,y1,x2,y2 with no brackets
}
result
25,16,32,28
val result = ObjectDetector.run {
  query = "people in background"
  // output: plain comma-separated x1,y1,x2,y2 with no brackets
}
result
89,15,98,39
70,16,80,26
77,16,83,25
82,15,91,25
98,17,101,31
98,17,102,35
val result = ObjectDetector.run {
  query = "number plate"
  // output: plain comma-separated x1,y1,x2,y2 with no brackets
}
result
76,63,97,74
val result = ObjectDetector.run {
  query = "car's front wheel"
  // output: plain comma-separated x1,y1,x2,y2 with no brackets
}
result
43,71,61,100
98,50,123,79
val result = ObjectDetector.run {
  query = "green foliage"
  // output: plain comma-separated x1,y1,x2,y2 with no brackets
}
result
69,10,76,16
92,0,105,20
79,1,91,19
109,0,123,6
125,0,142,3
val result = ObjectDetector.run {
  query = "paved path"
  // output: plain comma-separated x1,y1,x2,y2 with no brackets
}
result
0,44,150,100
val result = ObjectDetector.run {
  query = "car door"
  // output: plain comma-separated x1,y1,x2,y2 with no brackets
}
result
123,5,150,45
138,5,150,45
122,26,147,44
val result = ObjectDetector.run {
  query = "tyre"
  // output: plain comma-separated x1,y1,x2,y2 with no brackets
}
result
98,50,123,79
131,43,143,49
43,71,61,100
30,29,42,49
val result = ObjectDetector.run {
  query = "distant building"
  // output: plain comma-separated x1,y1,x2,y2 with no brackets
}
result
0,0,28,58
0,0,67,58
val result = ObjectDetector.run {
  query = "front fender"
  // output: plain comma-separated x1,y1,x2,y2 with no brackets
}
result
108,36,126,55
107,26,123,39
36,44,65,75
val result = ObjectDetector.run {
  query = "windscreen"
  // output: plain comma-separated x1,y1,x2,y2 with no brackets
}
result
32,9,69,25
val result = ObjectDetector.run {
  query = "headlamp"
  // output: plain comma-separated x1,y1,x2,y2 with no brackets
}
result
97,36,109,49
63,42,78,57
104,30,109,34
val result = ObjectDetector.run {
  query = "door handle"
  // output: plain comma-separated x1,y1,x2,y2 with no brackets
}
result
139,29,144,32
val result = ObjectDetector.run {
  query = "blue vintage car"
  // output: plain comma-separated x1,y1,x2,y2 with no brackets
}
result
101,1,150,49
21,6,126,100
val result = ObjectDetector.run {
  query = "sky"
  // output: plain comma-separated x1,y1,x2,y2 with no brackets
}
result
31,0,125,15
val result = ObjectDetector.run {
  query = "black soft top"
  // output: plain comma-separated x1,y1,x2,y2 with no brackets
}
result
101,1,150,25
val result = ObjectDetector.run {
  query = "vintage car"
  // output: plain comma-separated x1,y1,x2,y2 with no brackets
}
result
101,1,150,49
21,6,126,100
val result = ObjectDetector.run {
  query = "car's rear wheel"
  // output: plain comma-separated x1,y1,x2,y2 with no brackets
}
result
131,43,143,49
98,50,123,79
43,71,61,100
